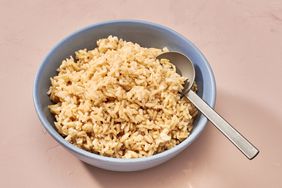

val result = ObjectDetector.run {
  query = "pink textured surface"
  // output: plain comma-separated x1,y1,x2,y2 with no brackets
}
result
1,0,282,187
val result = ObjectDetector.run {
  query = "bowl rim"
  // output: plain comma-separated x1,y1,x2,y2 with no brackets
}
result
33,19,216,163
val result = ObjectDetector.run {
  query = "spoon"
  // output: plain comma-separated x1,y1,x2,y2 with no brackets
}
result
157,51,259,159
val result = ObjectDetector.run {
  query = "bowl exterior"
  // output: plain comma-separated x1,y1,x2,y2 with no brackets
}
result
72,144,185,171
33,20,216,171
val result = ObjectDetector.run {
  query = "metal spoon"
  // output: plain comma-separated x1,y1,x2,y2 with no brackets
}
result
157,51,259,159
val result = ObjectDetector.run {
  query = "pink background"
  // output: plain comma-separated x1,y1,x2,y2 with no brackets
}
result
1,0,282,187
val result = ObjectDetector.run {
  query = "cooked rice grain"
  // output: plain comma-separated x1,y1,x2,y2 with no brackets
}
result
48,36,198,158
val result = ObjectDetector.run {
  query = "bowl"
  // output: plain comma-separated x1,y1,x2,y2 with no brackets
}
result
33,20,216,171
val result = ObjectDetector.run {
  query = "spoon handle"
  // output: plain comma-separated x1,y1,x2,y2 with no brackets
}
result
186,90,259,159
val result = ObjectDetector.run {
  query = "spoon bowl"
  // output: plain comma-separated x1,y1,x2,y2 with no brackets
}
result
157,52,195,93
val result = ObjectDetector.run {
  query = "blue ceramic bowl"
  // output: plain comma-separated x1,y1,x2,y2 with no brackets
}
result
33,20,216,171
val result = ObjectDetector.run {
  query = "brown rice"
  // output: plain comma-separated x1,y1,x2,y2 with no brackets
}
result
48,36,198,158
